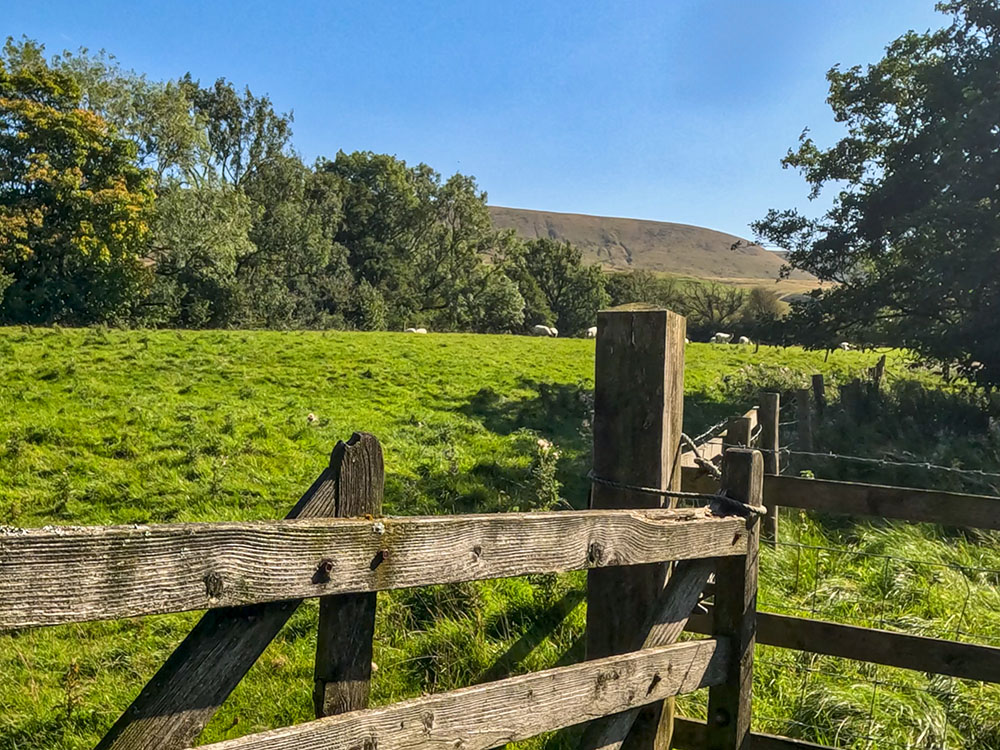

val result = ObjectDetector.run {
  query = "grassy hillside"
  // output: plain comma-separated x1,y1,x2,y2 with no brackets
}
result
489,206,818,293
1,328,995,749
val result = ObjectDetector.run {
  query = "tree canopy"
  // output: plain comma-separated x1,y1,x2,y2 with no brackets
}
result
0,44,154,324
753,0,1000,381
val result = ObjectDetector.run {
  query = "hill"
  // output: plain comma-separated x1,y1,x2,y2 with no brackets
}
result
489,206,818,291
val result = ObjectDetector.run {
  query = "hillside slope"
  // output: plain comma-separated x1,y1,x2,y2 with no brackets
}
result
489,205,816,286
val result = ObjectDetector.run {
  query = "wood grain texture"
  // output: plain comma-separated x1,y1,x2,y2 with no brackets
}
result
314,434,383,718
758,393,780,542
762,474,1000,530
587,307,686,750
579,558,716,750
672,718,836,750
686,609,1000,684
724,417,752,449
95,435,358,750
707,448,762,750
193,639,731,750
0,508,745,630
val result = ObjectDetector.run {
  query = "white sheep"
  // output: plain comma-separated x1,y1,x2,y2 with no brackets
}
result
838,342,854,351
531,324,554,337
712,332,733,344
414,328,428,334
404,328,417,333
585,326,597,338
738,336,752,345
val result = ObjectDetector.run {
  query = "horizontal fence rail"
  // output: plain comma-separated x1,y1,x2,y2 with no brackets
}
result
682,466,1000,531
762,474,1000,530
687,608,1000,684
193,639,731,750
0,508,746,630
672,718,835,750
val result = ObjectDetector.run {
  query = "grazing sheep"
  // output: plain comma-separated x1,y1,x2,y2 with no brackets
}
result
738,336,752,345
531,324,553,337
838,342,854,351
414,328,428,334
585,326,597,338
404,328,417,333
685,338,690,344
712,332,733,344
549,326,558,337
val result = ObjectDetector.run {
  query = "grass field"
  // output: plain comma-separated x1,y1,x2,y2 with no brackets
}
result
1,327,996,749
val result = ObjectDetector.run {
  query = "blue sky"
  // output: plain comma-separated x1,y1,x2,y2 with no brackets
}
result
6,1,945,238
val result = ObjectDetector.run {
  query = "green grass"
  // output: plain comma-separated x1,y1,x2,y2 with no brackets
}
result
0,327,985,749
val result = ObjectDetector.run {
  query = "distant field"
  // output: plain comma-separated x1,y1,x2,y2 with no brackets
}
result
489,205,818,286
0,328,922,748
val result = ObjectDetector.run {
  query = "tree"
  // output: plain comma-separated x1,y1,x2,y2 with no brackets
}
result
683,282,746,329
605,269,683,309
508,238,608,335
753,0,1000,383
0,46,155,324
319,151,518,331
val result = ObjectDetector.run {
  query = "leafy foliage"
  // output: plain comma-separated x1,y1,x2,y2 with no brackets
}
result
0,43,154,324
753,0,1000,383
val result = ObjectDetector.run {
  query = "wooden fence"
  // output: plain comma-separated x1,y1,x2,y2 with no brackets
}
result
6,310,991,750
677,375,1000,748
0,307,766,750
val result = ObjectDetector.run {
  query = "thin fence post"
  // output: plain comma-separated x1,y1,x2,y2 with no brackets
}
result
314,433,384,717
588,306,686,750
758,392,780,542
796,388,814,452
95,434,371,750
873,354,887,395
724,416,752,449
706,448,762,750
811,373,826,418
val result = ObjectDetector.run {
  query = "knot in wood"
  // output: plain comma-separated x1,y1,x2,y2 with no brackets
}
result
203,572,224,600
587,541,605,566
314,558,335,583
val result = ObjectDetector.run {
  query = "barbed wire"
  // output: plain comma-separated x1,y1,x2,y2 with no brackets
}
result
687,418,730,447
763,447,1000,483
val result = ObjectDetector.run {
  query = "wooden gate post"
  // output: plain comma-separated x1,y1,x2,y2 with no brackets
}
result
587,306,686,750
706,448,762,750
758,392,780,542
724,416,752,449
314,433,384,716
96,432,380,750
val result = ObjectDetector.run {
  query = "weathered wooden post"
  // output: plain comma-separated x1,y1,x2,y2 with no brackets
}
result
588,306,685,750
812,373,826,417
96,432,382,750
314,433,384,717
724,416,753,449
796,388,814,452
872,354,887,395
758,392,780,542
706,448,762,750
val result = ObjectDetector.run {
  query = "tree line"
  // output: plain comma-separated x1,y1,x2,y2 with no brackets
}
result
1,39,617,335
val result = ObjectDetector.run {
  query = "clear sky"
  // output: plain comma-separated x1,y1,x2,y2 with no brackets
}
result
6,0,946,239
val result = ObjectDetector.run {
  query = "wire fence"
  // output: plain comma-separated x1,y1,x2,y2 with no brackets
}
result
684,395,1000,749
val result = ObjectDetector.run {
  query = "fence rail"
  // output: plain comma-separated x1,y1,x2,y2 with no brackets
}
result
679,382,1000,750
196,639,730,750
0,507,744,630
